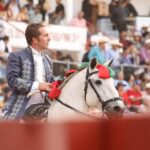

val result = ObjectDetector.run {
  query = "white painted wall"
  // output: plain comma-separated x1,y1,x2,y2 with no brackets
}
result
131,0,150,16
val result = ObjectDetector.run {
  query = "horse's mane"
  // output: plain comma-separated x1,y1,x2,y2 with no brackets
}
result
59,71,77,89
59,67,87,89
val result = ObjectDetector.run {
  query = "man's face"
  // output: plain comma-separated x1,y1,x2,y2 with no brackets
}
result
133,84,141,91
99,42,106,50
36,27,51,51
56,0,61,4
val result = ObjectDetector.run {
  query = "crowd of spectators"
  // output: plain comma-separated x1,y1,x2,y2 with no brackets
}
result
0,0,65,24
1,0,150,116
84,30,150,66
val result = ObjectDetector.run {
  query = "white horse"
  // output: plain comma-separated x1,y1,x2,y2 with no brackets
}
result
48,57,125,121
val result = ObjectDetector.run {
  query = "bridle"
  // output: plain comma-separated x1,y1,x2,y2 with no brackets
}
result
84,67,123,112
55,67,123,118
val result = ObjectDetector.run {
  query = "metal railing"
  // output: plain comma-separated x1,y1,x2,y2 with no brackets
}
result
52,60,149,77
0,58,149,78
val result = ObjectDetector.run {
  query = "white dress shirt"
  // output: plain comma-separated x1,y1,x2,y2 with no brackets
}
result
30,47,46,92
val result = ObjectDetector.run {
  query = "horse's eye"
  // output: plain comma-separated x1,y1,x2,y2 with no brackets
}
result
95,80,102,85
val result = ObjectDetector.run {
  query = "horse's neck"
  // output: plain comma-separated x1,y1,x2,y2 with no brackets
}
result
60,69,88,110
48,69,89,120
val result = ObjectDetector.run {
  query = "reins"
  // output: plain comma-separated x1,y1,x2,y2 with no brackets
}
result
55,98,99,119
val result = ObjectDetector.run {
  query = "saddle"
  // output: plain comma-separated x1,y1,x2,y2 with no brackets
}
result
23,102,50,121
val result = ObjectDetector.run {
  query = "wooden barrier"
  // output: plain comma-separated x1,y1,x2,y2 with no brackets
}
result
108,118,150,150
0,118,150,150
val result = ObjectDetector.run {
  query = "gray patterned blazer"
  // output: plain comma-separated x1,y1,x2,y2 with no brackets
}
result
3,47,53,120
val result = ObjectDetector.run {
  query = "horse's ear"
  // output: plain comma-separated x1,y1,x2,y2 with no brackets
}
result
104,58,114,67
89,57,97,69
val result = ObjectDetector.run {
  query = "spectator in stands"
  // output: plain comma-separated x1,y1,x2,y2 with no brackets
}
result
69,11,87,28
88,37,108,64
4,0,20,20
0,0,5,12
38,0,49,21
109,0,117,30
142,82,150,112
105,40,123,66
119,31,131,48
114,71,130,91
127,41,140,65
142,73,150,88
29,4,43,24
123,0,138,17
141,25,150,39
132,31,143,51
127,74,135,87
24,0,33,10
0,0,6,19
120,47,133,65
109,0,117,15
24,0,34,22
133,68,145,84
116,82,128,103
57,52,73,62
139,39,150,65
111,1,128,32
3,23,53,120
124,79,143,113
82,40,92,62
16,6,29,22
81,0,92,24
0,35,13,57
48,0,65,24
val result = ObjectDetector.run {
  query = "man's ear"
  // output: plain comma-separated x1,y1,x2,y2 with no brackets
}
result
32,37,38,44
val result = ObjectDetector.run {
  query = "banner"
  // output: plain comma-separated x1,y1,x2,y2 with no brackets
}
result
0,20,87,51
48,25,87,51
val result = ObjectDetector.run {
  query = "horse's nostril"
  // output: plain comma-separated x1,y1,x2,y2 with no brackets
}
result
113,106,122,112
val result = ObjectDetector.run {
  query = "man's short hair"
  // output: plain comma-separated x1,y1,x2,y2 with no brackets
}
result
25,23,45,45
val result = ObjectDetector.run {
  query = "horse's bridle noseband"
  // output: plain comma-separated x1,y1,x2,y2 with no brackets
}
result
84,67,123,111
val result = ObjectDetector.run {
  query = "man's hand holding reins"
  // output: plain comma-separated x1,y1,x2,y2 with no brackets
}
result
38,82,52,92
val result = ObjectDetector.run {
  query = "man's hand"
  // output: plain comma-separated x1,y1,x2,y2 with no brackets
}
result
38,82,52,92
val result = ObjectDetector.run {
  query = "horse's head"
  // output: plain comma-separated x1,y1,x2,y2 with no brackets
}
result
85,57,125,118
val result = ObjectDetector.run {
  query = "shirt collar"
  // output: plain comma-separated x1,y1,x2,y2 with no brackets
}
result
30,46,42,56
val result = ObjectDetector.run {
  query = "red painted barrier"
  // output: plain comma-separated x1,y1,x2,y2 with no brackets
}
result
0,118,150,150
108,118,150,150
